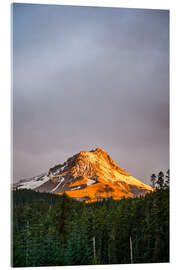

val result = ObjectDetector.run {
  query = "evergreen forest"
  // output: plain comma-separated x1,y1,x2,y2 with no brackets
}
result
12,171,169,267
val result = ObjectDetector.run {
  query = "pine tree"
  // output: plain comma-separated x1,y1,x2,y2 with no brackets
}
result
150,174,156,188
157,171,165,189
165,169,170,188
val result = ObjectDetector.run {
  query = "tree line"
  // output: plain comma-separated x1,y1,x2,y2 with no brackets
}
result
12,171,169,267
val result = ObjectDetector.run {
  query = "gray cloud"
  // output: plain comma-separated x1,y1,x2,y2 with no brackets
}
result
13,4,169,184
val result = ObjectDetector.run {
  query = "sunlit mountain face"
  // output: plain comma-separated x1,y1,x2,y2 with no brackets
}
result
14,148,153,202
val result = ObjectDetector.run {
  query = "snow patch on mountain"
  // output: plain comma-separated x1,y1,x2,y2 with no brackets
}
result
18,175,50,190
51,177,65,192
87,179,96,186
70,186,82,191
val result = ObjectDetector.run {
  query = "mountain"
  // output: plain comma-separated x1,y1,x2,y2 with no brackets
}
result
13,148,153,202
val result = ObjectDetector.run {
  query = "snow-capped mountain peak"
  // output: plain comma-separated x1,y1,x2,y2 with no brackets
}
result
14,148,153,202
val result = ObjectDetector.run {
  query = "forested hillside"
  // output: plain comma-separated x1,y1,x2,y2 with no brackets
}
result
12,171,169,267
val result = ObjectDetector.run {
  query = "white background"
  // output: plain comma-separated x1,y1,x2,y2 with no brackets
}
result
0,0,179,269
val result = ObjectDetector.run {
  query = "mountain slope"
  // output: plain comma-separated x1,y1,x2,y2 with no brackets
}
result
14,148,153,202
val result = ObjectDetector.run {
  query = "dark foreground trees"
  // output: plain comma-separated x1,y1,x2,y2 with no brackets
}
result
12,172,169,267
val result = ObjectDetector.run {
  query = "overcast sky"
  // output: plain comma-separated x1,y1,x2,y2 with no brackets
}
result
12,3,169,184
